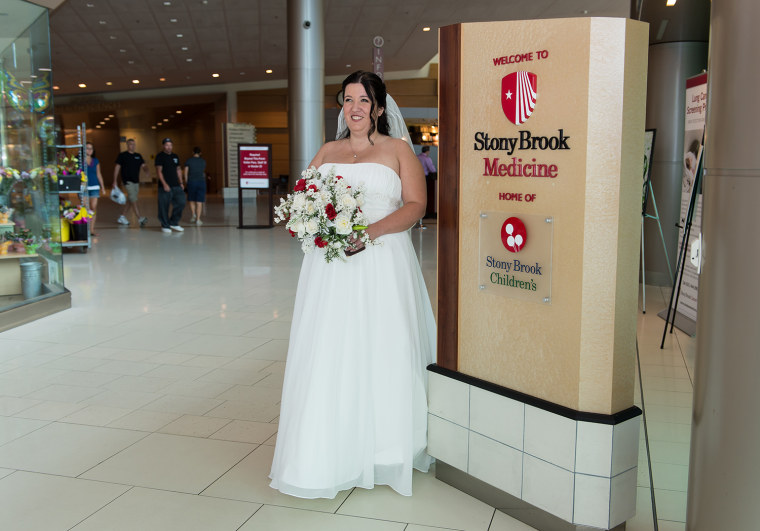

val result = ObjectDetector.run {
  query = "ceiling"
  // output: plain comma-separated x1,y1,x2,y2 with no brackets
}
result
47,0,634,96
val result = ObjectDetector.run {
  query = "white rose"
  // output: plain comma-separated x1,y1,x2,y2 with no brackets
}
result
292,194,307,211
334,213,353,235
305,201,317,215
305,218,319,235
291,220,305,236
301,238,315,254
338,194,357,211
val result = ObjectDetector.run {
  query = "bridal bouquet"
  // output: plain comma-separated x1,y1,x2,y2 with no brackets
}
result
274,166,375,263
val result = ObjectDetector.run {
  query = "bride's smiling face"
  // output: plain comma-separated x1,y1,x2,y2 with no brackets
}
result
343,83,383,135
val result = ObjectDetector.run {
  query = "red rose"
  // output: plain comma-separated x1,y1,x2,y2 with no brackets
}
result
325,203,337,220
335,175,343,180
314,236,328,248
288,229,296,238
308,184,318,192
293,179,306,192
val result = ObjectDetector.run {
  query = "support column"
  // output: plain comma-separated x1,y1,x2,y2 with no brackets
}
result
287,0,324,186
226,89,237,123
687,0,760,528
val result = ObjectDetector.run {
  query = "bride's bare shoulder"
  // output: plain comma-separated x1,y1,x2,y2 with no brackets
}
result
310,140,345,167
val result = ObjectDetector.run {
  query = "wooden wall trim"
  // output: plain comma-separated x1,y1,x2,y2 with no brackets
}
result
437,24,461,371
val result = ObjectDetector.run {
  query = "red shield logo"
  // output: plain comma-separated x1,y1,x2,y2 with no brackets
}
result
502,72,537,125
501,217,527,253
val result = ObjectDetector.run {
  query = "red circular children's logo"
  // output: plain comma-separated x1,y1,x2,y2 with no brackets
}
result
501,217,527,253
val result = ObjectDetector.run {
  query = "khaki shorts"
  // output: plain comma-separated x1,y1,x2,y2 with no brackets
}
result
125,181,140,203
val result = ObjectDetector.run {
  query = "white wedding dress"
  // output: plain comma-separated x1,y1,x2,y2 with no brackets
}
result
269,162,436,498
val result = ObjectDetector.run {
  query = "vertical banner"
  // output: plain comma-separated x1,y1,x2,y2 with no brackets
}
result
223,122,256,188
672,73,707,326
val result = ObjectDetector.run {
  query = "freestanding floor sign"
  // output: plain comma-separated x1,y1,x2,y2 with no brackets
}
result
431,18,648,530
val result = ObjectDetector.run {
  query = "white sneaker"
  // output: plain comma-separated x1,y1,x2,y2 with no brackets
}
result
190,215,196,223
139,217,148,226
170,225,184,232
161,227,171,233
117,215,129,225
196,219,203,225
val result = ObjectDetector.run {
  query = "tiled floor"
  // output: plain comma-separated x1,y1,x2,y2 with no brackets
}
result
0,195,693,530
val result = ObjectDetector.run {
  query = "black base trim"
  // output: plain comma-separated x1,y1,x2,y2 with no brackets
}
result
427,363,641,425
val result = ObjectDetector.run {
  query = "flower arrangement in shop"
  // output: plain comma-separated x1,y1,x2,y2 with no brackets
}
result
2,228,48,254
0,205,13,223
57,152,84,181
61,202,92,224
0,167,21,197
274,165,376,263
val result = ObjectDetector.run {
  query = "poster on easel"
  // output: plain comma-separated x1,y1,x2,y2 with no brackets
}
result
671,73,707,332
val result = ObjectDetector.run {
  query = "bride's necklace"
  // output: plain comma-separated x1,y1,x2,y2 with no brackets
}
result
348,138,373,160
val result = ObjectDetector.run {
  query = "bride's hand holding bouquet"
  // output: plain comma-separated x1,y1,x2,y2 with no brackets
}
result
274,166,377,263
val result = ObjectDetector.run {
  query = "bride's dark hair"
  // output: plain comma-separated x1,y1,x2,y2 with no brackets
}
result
338,71,389,144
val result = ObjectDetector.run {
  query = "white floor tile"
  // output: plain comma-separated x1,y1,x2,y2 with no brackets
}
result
0,416,48,446
73,487,260,531
209,419,279,444
488,510,538,530
142,394,224,416
13,400,86,421
0,471,129,531
337,466,495,531
107,410,181,432
0,422,146,476
61,405,133,426
204,444,351,512
81,432,254,494
158,414,232,437
240,504,406,531
0,396,41,416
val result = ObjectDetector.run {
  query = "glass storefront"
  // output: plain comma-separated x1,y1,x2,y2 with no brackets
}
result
1,1,69,329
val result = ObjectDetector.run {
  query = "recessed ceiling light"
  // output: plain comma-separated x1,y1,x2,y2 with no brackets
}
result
186,58,193,62
53,85,60,90
212,73,219,78
346,64,351,68
104,117,110,121
163,118,169,122
38,67,51,72
422,27,431,32
170,18,177,22
99,121,105,125
265,69,273,74
159,77,166,81
132,79,140,84
106,81,113,85
666,0,677,5
78,83,86,88
151,126,157,129
176,110,182,114
163,1,171,5
120,49,126,53
240,72,245,75
176,33,183,38
181,46,188,51
128,60,134,64
108,114,114,118
86,3,94,6
110,35,116,40
99,20,106,25
96,125,101,128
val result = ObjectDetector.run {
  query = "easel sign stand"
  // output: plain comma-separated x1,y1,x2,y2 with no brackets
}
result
237,144,273,229
434,18,647,530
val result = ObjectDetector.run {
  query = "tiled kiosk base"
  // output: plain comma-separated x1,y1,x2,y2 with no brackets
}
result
427,365,641,530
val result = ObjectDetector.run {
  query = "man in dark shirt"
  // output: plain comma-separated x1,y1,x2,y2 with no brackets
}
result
155,138,186,232
114,138,148,226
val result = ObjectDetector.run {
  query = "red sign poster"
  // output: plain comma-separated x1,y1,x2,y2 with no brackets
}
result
239,145,270,189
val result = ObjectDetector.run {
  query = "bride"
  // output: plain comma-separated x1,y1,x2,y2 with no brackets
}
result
269,71,436,499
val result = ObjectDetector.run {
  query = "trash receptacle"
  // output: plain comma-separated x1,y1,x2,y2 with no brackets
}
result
20,261,42,299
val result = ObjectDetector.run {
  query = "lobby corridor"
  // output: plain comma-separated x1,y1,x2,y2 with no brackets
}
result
0,198,691,530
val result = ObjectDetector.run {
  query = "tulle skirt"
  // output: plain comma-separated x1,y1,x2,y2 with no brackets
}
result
269,229,436,498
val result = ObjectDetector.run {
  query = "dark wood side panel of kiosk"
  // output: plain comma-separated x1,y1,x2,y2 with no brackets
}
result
437,24,461,371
